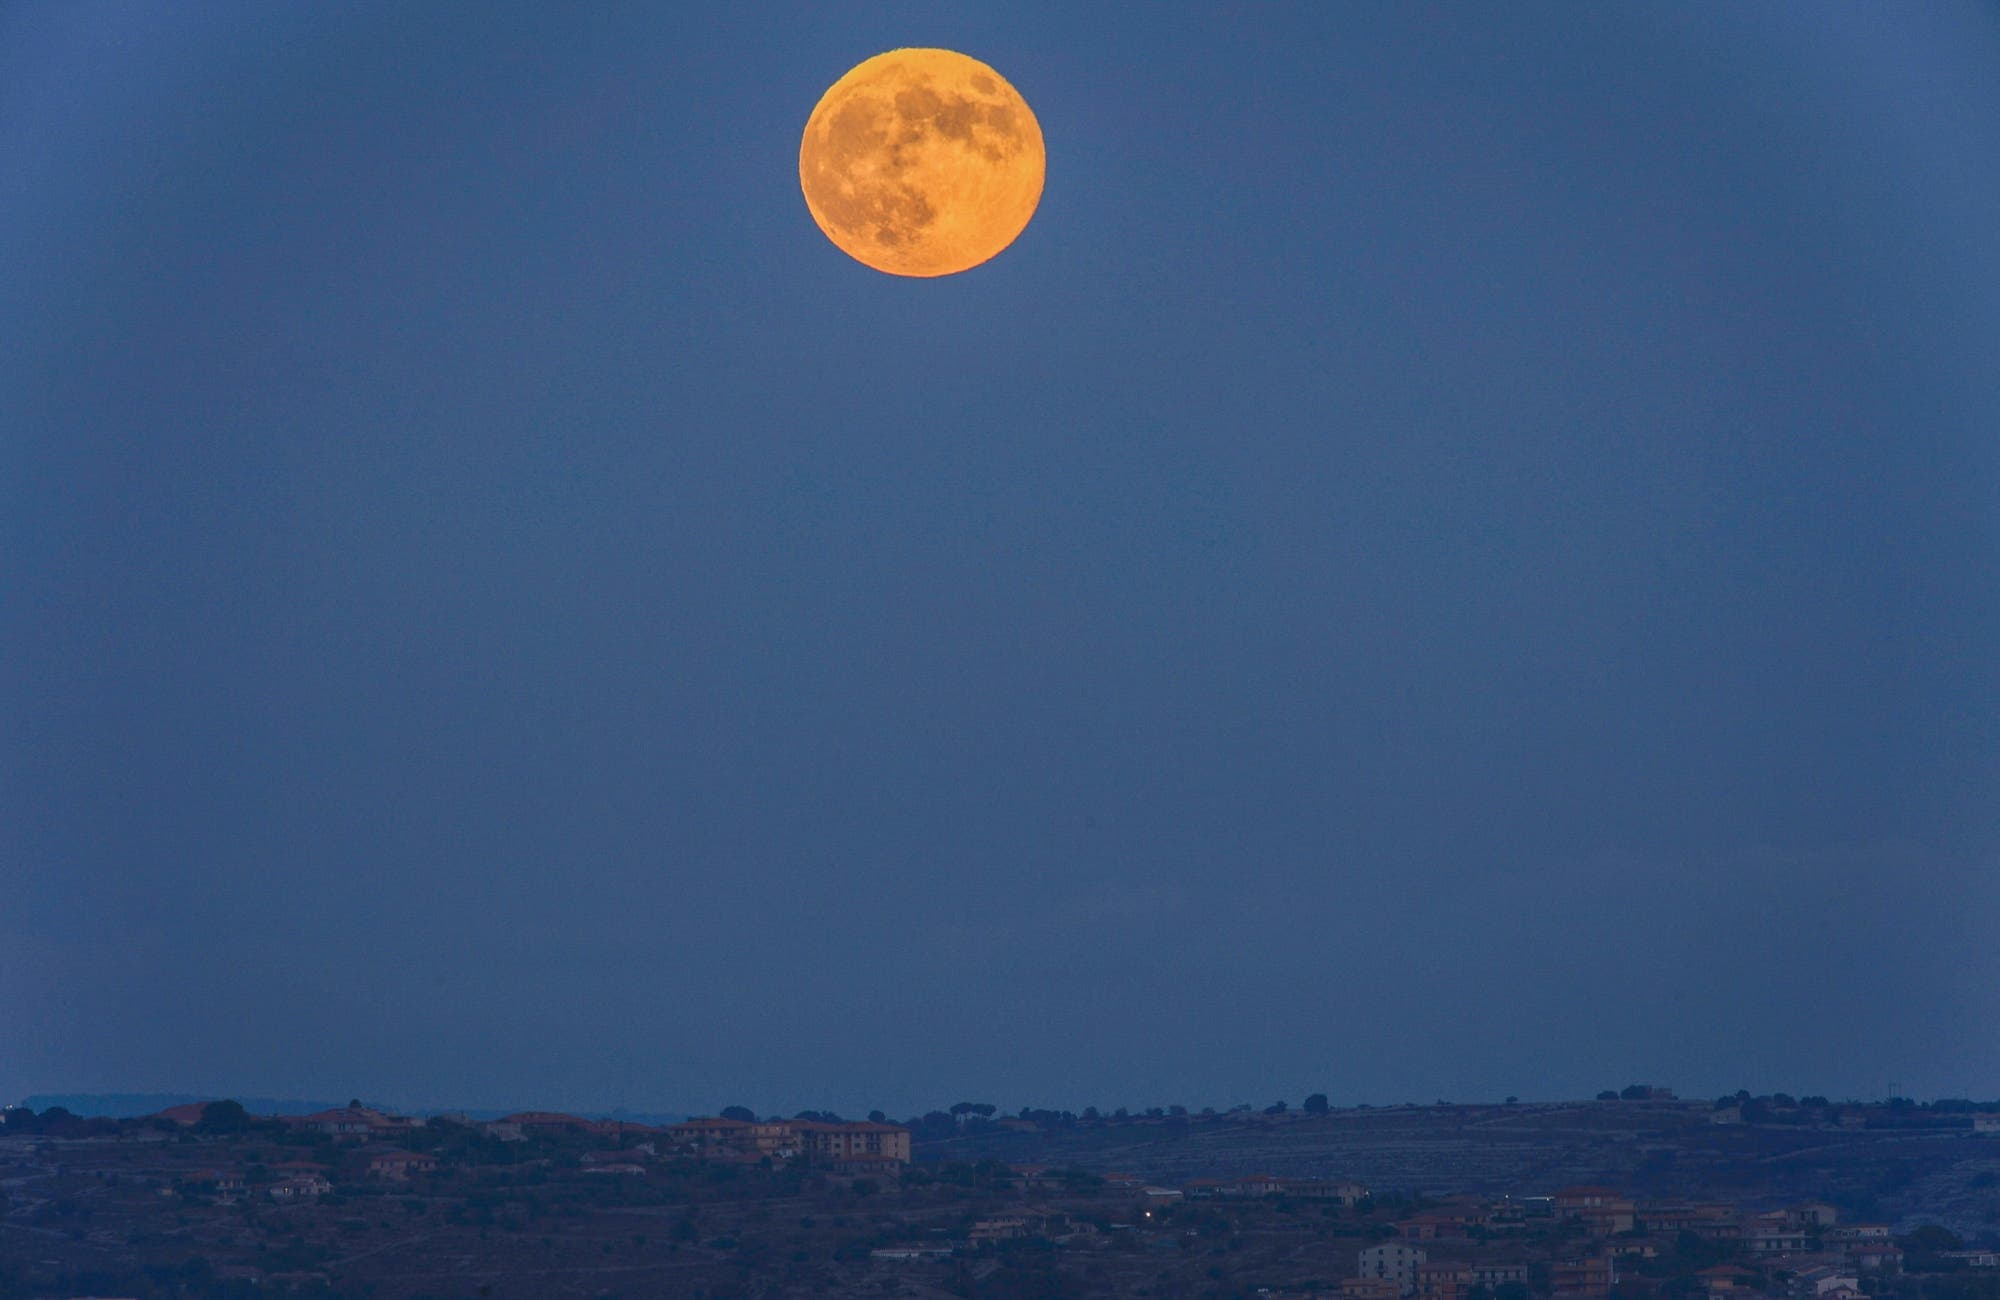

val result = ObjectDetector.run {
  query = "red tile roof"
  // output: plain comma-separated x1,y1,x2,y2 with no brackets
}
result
155,1102,211,1125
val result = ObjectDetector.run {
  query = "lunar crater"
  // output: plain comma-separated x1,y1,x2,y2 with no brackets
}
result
800,49,1044,276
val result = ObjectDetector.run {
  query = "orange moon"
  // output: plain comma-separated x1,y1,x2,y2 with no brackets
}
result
799,49,1045,277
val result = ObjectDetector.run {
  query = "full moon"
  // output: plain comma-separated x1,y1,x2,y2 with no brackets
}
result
799,49,1045,277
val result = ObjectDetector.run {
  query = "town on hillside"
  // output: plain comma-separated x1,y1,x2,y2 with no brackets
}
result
3,1089,1998,1298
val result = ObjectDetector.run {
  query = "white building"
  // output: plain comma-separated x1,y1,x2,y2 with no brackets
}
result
1360,1243,1430,1296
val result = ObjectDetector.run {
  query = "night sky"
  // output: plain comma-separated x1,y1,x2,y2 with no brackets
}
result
6,3,1998,1118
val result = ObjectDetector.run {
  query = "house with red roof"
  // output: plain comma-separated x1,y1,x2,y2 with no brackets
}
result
1555,1186,1623,1214
291,1106,409,1140
154,1102,213,1126
793,1119,911,1167
665,1116,755,1151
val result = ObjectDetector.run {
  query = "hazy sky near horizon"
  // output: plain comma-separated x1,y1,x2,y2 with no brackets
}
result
5,2,1999,1118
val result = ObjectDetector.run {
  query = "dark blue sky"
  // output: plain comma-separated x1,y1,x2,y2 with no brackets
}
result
5,2,1997,1118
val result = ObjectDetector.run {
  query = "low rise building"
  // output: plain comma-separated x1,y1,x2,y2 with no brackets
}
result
1791,1265,1860,1299
969,1213,1078,1242
1359,1243,1428,1296
1473,1263,1530,1288
1638,1202,1705,1232
1418,1262,1473,1300
1579,1203,1636,1236
366,1149,437,1180
268,1173,331,1201
1553,1256,1614,1300
747,1121,801,1157
1324,1179,1373,1206
1686,1216,1745,1242
1555,1187,1623,1215
1747,1227,1813,1255
664,1116,909,1167
1343,1278,1402,1300
296,1108,376,1140
795,1119,910,1166
1843,1243,1903,1272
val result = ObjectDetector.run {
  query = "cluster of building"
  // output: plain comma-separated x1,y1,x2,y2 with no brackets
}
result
866,1169,1995,1293
153,1100,912,1201
1336,1188,1939,1300
1181,1175,1373,1203
658,1114,911,1174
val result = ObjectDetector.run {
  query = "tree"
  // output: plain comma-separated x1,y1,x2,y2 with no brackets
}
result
719,1106,756,1123
1620,1085,1650,1101
867,1110,887,1124
1902,1224,1965,1254
199,1100,251,1134
1304,1093,1330,1115
1264,1100,1289,1115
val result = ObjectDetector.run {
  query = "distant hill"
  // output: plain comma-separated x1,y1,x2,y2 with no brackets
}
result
17,1094,347,1118
14,1093,685,1125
